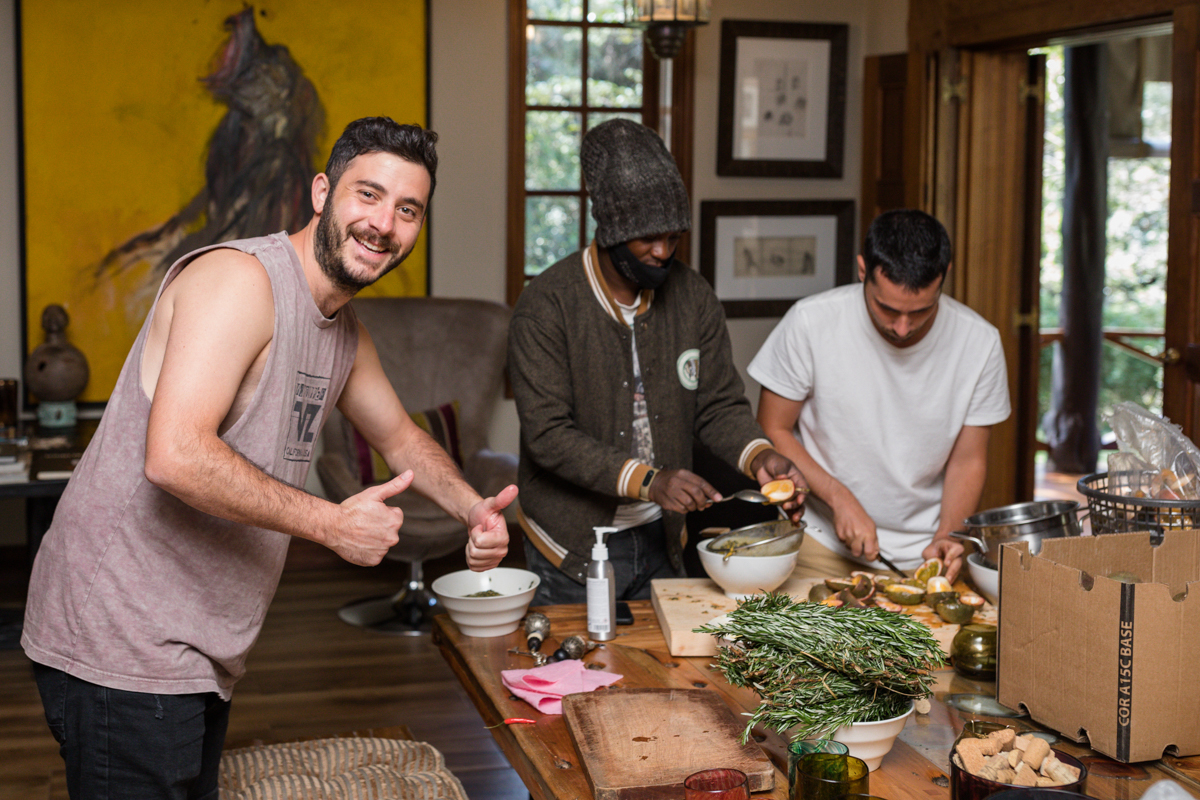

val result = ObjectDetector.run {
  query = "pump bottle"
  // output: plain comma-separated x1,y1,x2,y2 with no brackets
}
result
587,527,617,641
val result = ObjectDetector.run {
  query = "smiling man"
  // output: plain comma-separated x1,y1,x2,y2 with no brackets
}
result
508,119,805,606
749,209,1010,582
22,117,516,799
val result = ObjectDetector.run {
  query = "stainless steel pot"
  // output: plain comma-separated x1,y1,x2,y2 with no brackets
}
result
949,500,1084,568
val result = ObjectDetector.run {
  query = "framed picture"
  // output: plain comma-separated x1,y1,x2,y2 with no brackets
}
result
716,20,848,178
20,0,429,403
699,200,855,318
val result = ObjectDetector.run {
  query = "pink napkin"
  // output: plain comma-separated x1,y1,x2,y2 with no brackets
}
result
501,659,623,715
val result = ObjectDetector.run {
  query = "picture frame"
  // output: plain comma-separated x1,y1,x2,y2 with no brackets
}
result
19,0,429,403
716,20,848,178
699,200,855,318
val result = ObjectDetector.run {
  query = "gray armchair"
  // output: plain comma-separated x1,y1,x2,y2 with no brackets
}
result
317,297,517,634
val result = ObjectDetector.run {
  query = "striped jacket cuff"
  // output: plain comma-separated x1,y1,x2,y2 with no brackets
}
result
738,439,775,476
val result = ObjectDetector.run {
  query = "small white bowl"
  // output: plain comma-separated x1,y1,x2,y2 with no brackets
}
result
697,538,800,600
831,702,914,772
431,567,540,637
966,552,999,606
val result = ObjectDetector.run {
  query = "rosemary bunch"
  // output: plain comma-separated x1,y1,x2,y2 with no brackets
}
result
697,593,946,741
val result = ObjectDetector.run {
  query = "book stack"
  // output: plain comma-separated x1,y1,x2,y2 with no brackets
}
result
0,442,29,484
31,451,80,481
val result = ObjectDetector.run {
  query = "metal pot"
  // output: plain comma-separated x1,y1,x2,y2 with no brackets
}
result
949,500,1084,568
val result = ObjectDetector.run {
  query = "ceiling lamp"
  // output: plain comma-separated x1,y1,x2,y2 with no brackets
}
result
624,0,711,60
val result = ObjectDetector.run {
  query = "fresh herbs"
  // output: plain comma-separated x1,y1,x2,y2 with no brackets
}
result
697,593,946,741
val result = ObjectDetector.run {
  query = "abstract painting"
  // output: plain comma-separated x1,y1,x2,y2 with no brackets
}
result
21,1,428,402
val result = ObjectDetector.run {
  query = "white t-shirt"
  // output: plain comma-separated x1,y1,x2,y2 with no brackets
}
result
748,283,1011,568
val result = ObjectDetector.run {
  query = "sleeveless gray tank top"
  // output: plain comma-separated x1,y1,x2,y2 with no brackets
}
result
22,232,358,700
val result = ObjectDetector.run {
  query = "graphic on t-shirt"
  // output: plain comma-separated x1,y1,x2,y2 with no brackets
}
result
285,370,331,463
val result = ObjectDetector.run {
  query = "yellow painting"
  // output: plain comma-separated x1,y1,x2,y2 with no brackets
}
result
22,1,428,402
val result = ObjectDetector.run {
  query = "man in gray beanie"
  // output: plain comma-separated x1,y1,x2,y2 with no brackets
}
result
508,119,807,605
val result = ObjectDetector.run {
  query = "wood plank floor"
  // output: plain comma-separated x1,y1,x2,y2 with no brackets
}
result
0,540,529,800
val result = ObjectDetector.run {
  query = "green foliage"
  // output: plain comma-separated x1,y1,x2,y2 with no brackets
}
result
1038,46,1167,442
522,12,646,275
697,594,945,742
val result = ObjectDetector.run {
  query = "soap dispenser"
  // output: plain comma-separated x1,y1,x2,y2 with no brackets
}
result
587,527,617,641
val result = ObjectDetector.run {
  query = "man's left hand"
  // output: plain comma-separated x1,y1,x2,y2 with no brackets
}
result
465,484,518,571
750,449,808,524
923,536,965,583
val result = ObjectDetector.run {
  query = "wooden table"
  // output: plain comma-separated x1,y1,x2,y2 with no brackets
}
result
433,601,1200,800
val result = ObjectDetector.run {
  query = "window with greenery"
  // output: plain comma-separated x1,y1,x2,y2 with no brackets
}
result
507,1,650,305
1038,43,1170,447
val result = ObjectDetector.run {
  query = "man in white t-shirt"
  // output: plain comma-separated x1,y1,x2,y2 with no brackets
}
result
748,210,1010,581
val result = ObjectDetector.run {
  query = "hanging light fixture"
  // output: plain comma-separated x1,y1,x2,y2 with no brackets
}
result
624,0,711,61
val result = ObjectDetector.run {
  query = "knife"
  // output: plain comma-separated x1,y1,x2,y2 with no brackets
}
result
875,552,908,579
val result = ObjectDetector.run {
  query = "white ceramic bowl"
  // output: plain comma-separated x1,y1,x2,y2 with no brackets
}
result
966,552,999,606
831,702,914,772
697,538,800,599
431,567,540,637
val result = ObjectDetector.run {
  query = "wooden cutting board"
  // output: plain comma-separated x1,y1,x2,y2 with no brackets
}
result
562,688,774,800
650,576,998,657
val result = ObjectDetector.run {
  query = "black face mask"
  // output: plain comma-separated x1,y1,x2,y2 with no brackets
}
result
607,243,674,291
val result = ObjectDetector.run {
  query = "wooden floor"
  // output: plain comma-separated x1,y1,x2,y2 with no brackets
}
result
0,540,530,800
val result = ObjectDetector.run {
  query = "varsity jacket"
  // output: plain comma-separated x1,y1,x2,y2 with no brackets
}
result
508,242,772,583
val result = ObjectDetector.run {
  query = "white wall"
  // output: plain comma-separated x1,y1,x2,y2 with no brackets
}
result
0,0,908,545
695,0,906,413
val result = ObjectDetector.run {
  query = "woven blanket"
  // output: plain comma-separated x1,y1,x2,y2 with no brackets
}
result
219,736,469,800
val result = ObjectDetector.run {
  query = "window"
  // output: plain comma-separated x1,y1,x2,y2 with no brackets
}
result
506,1,694,306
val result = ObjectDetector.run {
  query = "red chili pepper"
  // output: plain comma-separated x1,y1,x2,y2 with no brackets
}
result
486,717,537,728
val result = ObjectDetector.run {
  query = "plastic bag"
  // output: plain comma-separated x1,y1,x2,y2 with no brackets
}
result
1104,402,1200,500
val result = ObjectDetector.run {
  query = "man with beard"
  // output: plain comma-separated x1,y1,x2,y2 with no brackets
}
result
22,117,516,798
508,119,805,606
749,209,1010,583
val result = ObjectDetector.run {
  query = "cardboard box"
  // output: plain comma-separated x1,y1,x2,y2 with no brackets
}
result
996,530,1200,763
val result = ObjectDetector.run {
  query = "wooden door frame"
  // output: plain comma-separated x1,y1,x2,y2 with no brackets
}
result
906,0,1200,503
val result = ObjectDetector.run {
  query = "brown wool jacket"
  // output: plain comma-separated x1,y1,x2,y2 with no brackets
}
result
508,243,772,583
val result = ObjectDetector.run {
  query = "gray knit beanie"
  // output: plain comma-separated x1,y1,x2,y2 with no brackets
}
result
582,119,691,248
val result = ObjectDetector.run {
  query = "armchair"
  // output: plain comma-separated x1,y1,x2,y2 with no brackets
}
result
317,297,517,634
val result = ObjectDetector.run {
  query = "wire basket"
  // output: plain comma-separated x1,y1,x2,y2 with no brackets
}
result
1077,471,1200,536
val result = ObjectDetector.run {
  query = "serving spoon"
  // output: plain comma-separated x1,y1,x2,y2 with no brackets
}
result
718,532,798,561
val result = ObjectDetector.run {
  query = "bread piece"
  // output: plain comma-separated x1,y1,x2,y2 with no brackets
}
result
1023,737,1051,769
1041,755,1081,785
1014,763,1039,787
956,742,988,775
987,728,1017,751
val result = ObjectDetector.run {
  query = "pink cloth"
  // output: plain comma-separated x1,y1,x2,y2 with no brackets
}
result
501,659,623,715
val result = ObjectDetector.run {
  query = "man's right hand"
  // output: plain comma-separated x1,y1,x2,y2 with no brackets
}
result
648,468,720,513
830,491,880,562
333,470,413,566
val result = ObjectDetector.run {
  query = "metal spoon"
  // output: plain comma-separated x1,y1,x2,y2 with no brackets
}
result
711,489,771,504
720,532,797,561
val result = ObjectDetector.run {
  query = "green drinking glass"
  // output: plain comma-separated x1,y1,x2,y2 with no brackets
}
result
787,739,850,794
793,752,869,800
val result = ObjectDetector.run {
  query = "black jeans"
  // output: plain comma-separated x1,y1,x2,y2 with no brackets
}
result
524,517,682,605
33,662,230,800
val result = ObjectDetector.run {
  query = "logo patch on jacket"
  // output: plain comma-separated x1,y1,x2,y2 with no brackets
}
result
676,348,699,390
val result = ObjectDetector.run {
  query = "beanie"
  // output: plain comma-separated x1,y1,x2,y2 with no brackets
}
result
582,119,691,248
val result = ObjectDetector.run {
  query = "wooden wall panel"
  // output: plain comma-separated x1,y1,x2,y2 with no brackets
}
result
956,51,1033,510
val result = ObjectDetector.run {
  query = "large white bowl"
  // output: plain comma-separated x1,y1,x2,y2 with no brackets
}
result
697,538,800,599
966,552,999,606
831,702,914,772
431,567,540,637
